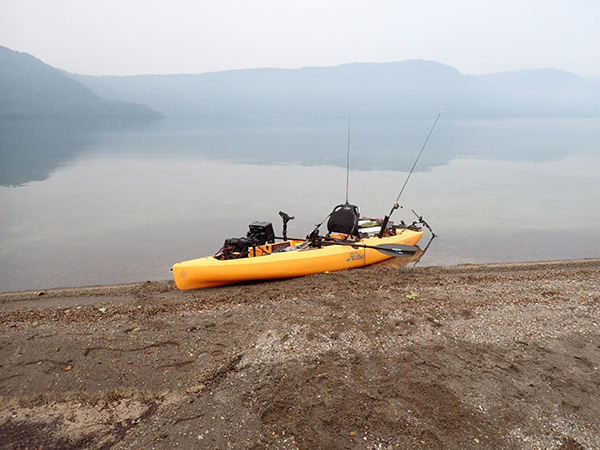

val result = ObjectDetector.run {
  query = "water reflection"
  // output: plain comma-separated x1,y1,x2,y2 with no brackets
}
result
0,118,160,186
1,117,599,292
4,117,599,188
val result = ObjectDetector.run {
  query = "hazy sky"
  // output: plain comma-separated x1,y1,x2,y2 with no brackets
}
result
1,0,599,77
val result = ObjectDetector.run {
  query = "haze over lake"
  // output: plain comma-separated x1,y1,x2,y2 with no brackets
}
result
1,116,599,292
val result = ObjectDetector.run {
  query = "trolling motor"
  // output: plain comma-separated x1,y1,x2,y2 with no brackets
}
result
279,211,295,240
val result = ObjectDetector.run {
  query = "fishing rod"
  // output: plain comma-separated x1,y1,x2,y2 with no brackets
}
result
345,111,351,204
378,91,453,238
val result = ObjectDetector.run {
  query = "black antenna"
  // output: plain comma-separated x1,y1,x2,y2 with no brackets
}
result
378,91,452,238
345,111,351,204
306,111,354,241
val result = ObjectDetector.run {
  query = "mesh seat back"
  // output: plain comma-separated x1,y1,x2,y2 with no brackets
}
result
327,203,360,236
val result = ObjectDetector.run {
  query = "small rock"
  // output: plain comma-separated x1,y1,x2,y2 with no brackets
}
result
185,384,206,394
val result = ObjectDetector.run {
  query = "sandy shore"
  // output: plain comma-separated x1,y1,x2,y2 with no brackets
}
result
1,259,599,449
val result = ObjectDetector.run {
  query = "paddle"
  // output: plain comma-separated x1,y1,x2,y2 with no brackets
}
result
323,241,418,258
272,233,418,258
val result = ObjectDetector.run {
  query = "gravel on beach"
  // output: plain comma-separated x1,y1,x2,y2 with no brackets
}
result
1,258,599,449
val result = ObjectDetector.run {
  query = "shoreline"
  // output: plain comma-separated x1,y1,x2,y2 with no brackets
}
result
1,257,599,448
1,257,598,299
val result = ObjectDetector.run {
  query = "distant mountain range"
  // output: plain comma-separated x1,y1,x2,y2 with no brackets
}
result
1,45,599,119
68,62,600,119
0,46,162,118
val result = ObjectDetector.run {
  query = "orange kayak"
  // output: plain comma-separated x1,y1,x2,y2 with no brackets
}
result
172,229,423,290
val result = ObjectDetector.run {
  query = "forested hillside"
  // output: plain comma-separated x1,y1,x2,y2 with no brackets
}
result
0,46,161,118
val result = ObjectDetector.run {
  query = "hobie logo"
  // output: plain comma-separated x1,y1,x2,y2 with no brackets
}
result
346,251,364,262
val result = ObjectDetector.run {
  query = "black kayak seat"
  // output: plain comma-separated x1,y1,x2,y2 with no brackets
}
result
327,203,360,237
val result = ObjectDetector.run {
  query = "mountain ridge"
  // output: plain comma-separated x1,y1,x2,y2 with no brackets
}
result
2,45,599,119
0,45,162,119
68,60,600,118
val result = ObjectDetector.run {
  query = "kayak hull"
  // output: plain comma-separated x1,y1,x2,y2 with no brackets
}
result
172,230,423,290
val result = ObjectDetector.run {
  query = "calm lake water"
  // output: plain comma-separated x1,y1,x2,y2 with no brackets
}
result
1,116,599,292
